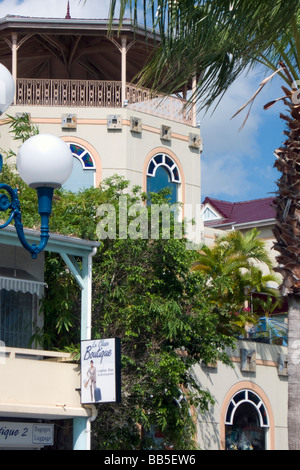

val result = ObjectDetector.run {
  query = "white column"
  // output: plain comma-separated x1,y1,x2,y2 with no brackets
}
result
192,74,197,127
59,248,98,450
12,33,17,104
121,36,127,106
80,247,97,341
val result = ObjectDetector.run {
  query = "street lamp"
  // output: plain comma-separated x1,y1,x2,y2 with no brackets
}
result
0,63,15,115
0,64,73,258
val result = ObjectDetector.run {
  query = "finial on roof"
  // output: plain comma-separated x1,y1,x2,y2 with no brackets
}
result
65,1,71,19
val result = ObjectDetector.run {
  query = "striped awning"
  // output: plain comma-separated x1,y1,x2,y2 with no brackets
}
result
0,268,46,297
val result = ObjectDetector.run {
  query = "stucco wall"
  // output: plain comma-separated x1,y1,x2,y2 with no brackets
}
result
193,340,288,450
1,105,202,209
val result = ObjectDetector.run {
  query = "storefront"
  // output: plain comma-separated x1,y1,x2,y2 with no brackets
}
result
0,420,54,450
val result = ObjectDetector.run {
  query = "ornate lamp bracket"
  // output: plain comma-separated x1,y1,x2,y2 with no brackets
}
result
0,154,52,259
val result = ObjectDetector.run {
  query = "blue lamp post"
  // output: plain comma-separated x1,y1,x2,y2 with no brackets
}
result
0,65,73,258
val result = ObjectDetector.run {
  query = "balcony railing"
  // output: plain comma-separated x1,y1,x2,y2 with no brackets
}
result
15,78,192,125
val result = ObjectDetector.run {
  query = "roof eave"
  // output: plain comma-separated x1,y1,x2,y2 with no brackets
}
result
205,218,276,230
0,225,100,257
0,16,160,40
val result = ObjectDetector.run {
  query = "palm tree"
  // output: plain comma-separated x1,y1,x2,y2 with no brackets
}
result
192,228,278,315
192,229,273,282
110,0,300,449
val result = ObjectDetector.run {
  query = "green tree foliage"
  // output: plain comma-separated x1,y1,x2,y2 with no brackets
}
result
0,109,277,450
0,116,274,449
192,229,280,335
1,154,237,448
1,156,276,449
50,178,238,449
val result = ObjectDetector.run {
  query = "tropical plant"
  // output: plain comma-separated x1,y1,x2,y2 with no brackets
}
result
2,111,281,449
1,152,237,449
109,0,300,450
192,228,279,334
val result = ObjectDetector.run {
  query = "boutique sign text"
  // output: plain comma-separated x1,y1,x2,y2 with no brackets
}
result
0,422,54,448
81,338,121,404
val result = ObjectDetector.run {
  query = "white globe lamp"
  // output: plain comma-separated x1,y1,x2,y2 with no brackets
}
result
0,63,15,115
17,133,73,188
0,65,74,258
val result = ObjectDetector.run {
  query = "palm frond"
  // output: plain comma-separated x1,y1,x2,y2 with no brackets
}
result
109,0,300,111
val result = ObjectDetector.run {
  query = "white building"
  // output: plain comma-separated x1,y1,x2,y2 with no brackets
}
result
197,196,288,450
0,7,288,451
0,8,202,450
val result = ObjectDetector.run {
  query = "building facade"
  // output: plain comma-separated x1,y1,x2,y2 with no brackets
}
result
0,226,99,450
0,8,289,451
198,196,288,450
194,340,288,450
0,10,202,450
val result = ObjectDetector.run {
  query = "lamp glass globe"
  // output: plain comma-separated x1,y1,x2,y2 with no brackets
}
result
0,63,15,114
17,134,74,188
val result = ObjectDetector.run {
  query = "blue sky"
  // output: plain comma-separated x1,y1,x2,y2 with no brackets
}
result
199,68,286,202
0,0,288,203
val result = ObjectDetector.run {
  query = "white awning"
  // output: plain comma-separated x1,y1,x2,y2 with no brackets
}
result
0,272,46,297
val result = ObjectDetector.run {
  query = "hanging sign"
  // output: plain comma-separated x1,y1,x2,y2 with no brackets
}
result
81,338,121,404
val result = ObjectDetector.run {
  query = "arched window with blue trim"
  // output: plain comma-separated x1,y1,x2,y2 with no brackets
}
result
63,143,96,192
147,153,181,204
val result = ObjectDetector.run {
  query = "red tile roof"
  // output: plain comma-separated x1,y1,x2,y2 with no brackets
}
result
203,196,275,227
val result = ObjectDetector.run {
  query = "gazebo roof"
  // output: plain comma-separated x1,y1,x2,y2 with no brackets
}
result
0,14,159,83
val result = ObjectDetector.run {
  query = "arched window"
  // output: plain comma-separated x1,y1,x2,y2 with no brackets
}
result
69,143,95,169
225,389,269,450
63,143,96,192
147,153,181,204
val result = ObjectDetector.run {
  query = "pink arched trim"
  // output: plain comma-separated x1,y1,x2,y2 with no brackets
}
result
219,381,275,450
143,147,185,205
61,136,102,187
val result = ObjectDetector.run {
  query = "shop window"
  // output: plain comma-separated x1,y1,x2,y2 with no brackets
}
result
225,389,269,450
64,143,96,192
147,153,180,204
0,290,35,348
0,268,45,349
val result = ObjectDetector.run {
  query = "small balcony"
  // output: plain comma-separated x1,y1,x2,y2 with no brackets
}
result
15,78,193,125
0,346,88,419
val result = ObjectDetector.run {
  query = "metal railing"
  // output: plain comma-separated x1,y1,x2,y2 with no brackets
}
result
15,78,192,124
248,317,288,346
16,78,122,108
